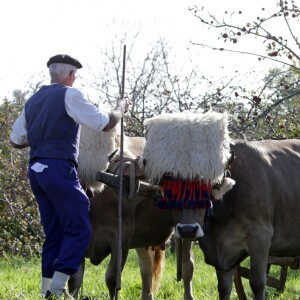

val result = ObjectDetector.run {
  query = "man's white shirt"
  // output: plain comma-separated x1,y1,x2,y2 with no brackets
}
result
10,84,110,146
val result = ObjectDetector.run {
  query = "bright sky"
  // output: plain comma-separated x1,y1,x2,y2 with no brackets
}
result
0,0,281,100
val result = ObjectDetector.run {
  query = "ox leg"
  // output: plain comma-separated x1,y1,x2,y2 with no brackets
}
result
68,259,85,300
248,237,271,300
136,248,155,300
249,255,269,300
216,268,233,300
175,238,194,300
105,247,130,300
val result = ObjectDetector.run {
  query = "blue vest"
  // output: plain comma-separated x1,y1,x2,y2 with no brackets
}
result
25,84,80,164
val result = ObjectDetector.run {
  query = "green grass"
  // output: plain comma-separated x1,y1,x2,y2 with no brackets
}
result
0,244,299,299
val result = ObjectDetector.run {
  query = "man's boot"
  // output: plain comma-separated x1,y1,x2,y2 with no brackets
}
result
45,289,75,299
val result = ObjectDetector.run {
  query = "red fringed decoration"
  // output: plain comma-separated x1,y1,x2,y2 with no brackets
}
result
155,179,213,210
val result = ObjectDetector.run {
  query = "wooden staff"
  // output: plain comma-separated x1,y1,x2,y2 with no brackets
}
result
177,238,183,281
115,44,126,299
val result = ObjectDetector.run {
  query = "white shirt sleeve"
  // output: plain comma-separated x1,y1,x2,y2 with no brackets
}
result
10,108,28,145
65,87,110,131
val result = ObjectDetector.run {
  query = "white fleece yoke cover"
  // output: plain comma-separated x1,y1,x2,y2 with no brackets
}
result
77,125,119,191
140,111,231,184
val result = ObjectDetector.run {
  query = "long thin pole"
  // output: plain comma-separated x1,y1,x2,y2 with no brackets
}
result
115,45,126,299
176,238,183,281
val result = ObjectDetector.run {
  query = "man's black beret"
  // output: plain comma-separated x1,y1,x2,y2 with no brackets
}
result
47,54,82,69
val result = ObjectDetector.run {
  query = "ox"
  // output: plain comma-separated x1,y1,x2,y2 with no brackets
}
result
70,111,233,300
199,139,300,300
69,127,204,300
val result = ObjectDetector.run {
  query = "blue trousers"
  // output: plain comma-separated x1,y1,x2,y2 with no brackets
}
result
28,158,92,277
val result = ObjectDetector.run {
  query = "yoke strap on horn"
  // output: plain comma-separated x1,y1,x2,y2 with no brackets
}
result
108,156,142,201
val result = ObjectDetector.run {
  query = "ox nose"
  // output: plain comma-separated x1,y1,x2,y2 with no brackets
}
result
175,223,204,240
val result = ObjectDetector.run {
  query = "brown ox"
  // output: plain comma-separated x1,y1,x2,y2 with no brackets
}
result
69,136,202,300
69,111,232,300
199,139,300,300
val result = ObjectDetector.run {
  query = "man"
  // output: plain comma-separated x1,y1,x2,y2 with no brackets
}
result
10,54,128,299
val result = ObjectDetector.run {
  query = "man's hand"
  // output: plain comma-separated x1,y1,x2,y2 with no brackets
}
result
117,98,131,114
103,98,131,132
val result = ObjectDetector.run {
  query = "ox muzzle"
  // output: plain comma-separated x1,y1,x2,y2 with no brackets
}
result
174,222,204,240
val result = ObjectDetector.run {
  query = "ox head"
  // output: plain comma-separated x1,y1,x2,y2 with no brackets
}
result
154,177,213,240
139,111,235,241
173,175,235,240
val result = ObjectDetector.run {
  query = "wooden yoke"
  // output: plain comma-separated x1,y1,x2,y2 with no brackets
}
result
96,170,162,200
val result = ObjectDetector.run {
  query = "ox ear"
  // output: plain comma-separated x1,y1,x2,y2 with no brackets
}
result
211,178,235,200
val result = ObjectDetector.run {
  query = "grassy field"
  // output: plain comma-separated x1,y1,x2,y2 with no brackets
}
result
0,243,299,299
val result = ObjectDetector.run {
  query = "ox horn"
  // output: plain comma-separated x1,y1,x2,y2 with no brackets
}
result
137,180,162,199
96,171,162,200
108,149,118,161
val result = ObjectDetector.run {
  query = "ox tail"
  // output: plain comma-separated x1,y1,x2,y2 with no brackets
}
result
152,245,165,295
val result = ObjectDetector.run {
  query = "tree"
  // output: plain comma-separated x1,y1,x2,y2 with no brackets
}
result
189,0,300,139
85,36,240,136
0,96,43,256
190,0,300,69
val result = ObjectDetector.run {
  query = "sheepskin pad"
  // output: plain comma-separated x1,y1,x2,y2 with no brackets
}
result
77,125,119,190
140,111,231,184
